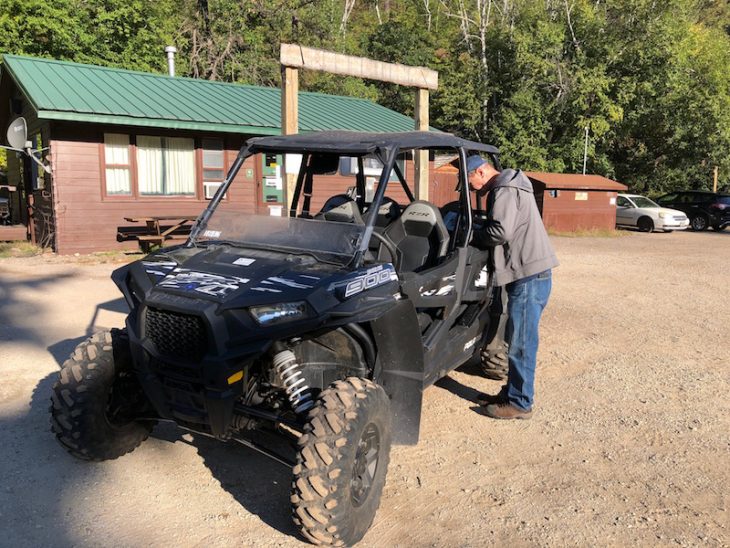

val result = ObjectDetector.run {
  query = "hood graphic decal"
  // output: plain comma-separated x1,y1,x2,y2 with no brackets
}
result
266,276,314,289
142,261,177,280
158,268,250,298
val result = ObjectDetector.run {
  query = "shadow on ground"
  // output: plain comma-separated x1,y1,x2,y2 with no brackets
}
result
0,271,76,346
147,422,300,540
0,373,101,547
191,431,300,540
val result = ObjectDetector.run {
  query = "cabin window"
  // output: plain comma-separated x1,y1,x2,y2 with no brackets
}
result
103,133,131,195
137,136,195,196
202,139,225,199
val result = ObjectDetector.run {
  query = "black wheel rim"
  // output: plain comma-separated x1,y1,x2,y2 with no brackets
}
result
350,422,380,507
105,372,143,428
692,217,706,230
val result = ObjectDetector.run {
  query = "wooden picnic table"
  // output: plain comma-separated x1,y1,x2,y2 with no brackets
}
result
124,215,197,252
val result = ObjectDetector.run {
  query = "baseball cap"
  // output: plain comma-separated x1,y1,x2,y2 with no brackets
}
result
466,155,487,174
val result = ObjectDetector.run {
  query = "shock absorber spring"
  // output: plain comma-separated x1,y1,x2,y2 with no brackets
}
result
272,350,314,414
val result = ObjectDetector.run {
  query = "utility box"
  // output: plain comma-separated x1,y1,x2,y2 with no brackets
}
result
526,172,628,232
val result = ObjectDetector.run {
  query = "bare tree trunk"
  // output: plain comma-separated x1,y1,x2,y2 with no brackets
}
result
479,0,492,137
340,0,358,37
422,0,432,31
564,0,581,51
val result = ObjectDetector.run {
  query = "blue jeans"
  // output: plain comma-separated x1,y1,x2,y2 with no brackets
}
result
505,270,552,411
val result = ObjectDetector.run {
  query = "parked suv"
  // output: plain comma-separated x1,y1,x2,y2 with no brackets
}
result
655,191,730,231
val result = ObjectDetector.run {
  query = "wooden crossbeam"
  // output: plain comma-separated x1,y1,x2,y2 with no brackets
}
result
281,44,438,90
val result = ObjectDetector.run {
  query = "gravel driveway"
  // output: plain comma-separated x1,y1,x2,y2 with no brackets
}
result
0,230,728,547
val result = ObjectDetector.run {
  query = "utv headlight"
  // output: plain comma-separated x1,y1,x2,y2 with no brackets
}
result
249,302,308,325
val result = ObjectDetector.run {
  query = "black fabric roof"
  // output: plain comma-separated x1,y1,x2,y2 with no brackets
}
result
246,131,499,155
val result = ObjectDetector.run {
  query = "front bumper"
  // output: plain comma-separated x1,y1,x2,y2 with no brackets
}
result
656,218,689,230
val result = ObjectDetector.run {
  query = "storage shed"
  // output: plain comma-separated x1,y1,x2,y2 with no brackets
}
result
0,55,437,254
525,172,628,232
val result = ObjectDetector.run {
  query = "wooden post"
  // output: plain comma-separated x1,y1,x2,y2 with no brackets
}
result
280,44,439,205
281,65,299,214
713,166,718,193
415,88,429,200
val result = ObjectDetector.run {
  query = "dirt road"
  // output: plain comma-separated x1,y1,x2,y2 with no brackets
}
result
1,230,728,547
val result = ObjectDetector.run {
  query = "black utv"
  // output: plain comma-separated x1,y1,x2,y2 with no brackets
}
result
51,131,502,546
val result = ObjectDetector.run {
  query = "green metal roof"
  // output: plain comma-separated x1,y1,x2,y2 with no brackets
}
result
1,54,421,135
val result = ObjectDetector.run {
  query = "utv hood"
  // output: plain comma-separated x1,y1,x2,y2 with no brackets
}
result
119,245,398,315
138,247,343,306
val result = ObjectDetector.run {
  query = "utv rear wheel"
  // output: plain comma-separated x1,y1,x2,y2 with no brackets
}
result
481,340,509,380
291,378,392,546
50,328,153,461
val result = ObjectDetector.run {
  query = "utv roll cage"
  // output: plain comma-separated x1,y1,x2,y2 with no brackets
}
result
189,131,501,265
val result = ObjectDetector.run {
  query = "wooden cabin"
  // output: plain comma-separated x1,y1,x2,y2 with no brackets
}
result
0,55,454,254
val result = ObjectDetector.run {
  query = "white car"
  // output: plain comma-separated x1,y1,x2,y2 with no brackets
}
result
616,193,689,232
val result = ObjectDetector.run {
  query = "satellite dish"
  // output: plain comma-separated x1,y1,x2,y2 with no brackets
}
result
6,117,27,150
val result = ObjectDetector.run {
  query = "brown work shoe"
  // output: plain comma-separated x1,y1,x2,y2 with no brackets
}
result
483,402,533,420
476,387,508,407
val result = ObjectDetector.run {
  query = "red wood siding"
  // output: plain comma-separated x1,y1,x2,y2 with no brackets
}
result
51,124,258,254
540,190,619,231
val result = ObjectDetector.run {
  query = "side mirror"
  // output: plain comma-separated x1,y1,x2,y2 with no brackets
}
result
6,117,28,149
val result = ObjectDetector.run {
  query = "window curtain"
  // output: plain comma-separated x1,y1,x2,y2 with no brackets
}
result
137,136,163,195
104,133,131,194
137,136,194,195
164,137,195,194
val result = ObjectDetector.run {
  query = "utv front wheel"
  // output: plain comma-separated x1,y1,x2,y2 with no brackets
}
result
292,378,392,546
50,328,153,461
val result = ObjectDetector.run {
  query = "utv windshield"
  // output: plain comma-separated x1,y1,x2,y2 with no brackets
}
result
195,210,365,265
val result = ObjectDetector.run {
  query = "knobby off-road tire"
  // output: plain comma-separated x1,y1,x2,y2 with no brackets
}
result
291,378,392,546
481,340,509,380
50,328,153,461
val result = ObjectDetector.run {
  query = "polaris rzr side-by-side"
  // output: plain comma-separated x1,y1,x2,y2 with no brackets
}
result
51,131,502,546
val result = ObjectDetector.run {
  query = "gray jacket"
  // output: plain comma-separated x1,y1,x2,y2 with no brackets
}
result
471,168,558,286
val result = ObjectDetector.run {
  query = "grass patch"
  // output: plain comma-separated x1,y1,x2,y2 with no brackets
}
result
73,250,144,264
548,228,630,238
0,241,44,257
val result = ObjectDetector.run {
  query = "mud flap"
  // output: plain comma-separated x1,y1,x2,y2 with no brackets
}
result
370,299,425,445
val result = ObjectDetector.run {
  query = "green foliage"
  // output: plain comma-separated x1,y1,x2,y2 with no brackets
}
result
0,0,728,193
0,0,178,71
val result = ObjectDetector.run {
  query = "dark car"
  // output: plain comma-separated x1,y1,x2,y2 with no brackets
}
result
655,190,730,231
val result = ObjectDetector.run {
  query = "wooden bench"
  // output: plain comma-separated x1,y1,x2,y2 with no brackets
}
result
123,215,196,252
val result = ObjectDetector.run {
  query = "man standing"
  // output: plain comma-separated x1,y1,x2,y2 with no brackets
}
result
467,155,558,420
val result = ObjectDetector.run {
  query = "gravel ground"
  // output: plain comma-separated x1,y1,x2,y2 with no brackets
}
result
0,230,728,547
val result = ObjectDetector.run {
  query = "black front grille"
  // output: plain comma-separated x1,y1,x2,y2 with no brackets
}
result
149,356,202,382
145,307,207,361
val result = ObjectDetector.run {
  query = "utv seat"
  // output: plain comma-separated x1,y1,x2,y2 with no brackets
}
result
369,196,402,228
315,194,364,224
364,197,402,255
380,200,449,272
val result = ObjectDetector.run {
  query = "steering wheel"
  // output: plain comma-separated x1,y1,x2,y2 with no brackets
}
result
370,230,398,266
